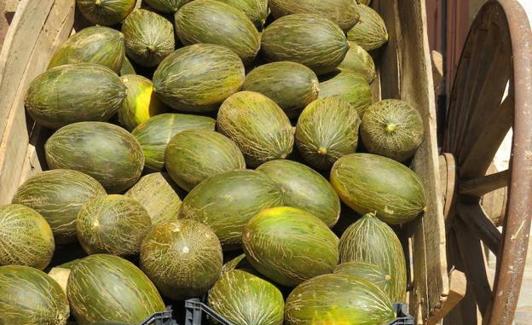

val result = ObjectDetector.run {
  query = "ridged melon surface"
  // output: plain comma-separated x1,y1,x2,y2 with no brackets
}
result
77,0,136,26
319,72,373,116
216,0,269,29
337,41,377,83
347,4,388,51
334,261,392,300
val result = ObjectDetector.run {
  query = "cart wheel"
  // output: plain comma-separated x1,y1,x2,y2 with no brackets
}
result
441,1,531,324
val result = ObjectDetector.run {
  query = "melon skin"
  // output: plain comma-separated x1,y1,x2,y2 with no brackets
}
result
143,0,187,13
319,72,373,116
0,265,69,325
216,0,269,29
334,261,392,300
347,4,388,51
119,56,136,76
77,0,136,26
337,41,377,83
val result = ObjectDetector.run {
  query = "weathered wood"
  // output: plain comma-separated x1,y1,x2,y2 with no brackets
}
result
457,202,502,255
427,270,467,325
459,169,510,197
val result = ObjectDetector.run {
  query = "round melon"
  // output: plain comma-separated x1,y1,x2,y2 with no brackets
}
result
257,160,340,227
175,0,260,63
217,91,294,167
361,99,424,162
165,129,246,192
153,44,245,112
216,0,269,29
295,97,361,170
180,170,284,250
122,9,175,67
319,72,373,116
285,273,394,324
67,254,165,324
143,0,187,13
0,265,69,325
76,0,136,26
120,56,136,75
209,270,284,325
242,207,339,286
334,261,392,299
132,113,215,171
242,62,319,118
25,63,126,129
347,4,388,51
337,41,377,83
330,153,426,224
140,219,223,300
261,14,349,75
48,26,124,72
12,169,106,244
338,213,407,302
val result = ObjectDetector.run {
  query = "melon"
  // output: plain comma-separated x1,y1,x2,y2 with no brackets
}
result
319,72,373,116
334,261,392,299
76,0,136,26
347,4,388,51
221,254,256,275
143,0,187,13
337,41,377,83
119,56,136,75
140,219,223,300
358,0,371,4
216,0,269,29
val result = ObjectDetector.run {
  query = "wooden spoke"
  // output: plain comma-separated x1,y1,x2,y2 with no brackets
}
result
456,202,502,255
459,169,510,197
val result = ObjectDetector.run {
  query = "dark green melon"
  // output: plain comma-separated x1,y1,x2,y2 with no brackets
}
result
119,56,136,76
76,0,136,26
257,160,340,227
295,97,361,170
261,14,349,75
347,4,388,51
285,273,394,324
12,169,106,244
221,253,256,275
319,72,373,116
153,44,245,112
0,265,69,325
143,0,188,13
0,204,54,270
361,99,425,162
337,41,377,83
209,270,284,325
216,0,269,29
335,261,392,300
132,113,216,171
175,0,260,63
330,153,426,224
179,170,283,250
67,254,165,324
242,62,319,118
48,26,124,72
338,213,407,302
122,9,175,67
217,91,294,168
242,207,339,286
140,219,223,300
165,129,246,191
25,63,126,129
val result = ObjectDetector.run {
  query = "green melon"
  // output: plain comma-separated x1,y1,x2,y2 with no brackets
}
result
122,9,175,67
119,56,136,75
361,99,425,162
319,72,373,116
216,0,269,29
48,26,124,72
132,113,216,171
12,169,106,244
0,204,54,270
153,44,245,112
358,0,371,4
67,254,165,324
242,62,319,118
257,160,340,227
217,91,294,168
180,170,283,250
347,4,388,51
76,0,136,26
261,14,349,75
295,97,361,170
209,270,284,325
140,219,223,300
0,265,69,325
175,0,260,63
338,213,407,302
243,207,339,286
334,261,392,299
165,129,246,192
221,253,256,275
330,153,426,224
285,273,394,324
25,63,126,129
337,41,377,83
143,0,187,13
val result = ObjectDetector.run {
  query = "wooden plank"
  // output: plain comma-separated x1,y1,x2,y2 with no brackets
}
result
459,169,510,197
427,270,467,325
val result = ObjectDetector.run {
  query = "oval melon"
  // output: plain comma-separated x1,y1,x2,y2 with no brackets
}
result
143,0,187,13
120,56,136,75
216,0,269,29
337,41,377,83
358,0,371,4
319,72,373,116
347,4,388,51
221,253,256,275
335,261,392,299
76,0,136,26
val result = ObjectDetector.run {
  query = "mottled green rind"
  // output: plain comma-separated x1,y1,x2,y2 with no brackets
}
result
77,0,136,26
361,99,425,162
334,261,392,300
175,0,260,63
48,26,124,72
358,0,371,4
122,9,175,67
67,254,165,324
243,207,339,287
285,273,394,325
26,63,126,129
166,129,246,192
347,4,388,51
217,91,294,168
140,220,223,300
261,14,349,75
0,204,55,270
209,270,284,325
221,253,256,275
12,169,106,244
179,170,284,250
319,72,373,116
295,97,361,170
242,62,319,118
144,0,187,13
257,160,340,227
153,44,245,112
45,122,145,193
337,41,377,83
119,56,136,75
330,153,426,224
126,173,182,224
0,265,69,325
338,213,407,302
216,0,269,29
